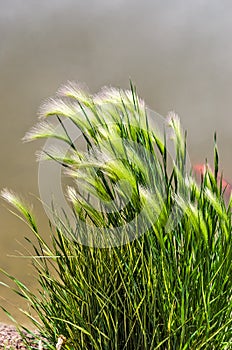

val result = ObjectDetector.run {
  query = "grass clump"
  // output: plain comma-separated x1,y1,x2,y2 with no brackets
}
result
1,82,232,349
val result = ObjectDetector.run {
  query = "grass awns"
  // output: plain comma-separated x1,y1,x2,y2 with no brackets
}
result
1,82,232,349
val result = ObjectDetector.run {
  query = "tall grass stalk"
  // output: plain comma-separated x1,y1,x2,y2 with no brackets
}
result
1,82,232,349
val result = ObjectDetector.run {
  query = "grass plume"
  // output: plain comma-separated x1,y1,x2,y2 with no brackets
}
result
1,82,232,349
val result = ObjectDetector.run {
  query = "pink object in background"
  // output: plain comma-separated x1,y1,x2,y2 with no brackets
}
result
193,164,232,202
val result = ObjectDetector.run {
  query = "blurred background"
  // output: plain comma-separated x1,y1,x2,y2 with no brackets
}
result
0,0,231,324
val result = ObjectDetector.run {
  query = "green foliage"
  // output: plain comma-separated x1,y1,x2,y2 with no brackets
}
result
1,83,232,349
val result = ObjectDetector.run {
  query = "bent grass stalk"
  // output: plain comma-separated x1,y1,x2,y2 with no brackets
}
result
1,83,232,349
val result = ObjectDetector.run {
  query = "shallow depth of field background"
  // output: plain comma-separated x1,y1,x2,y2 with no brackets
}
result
0,0,231,323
